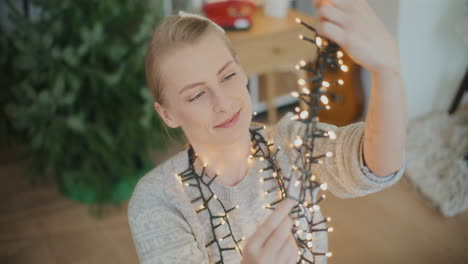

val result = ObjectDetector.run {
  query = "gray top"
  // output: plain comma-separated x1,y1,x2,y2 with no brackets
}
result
128,111,407,264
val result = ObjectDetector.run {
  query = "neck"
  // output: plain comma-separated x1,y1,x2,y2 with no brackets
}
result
190,129,253,186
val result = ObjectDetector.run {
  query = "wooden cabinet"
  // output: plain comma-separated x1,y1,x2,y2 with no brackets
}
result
227,8,318,124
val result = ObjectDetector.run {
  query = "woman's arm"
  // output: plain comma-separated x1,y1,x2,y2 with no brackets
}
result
313,0,408,177
273,112,406,199
363,68,407,177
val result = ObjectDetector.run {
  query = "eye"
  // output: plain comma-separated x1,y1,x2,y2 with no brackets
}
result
224,73,236,81
189,91,205,102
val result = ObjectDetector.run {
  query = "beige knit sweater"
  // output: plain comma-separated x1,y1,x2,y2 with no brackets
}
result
128,111,406,264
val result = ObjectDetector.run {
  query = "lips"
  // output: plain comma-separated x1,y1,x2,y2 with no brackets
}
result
215,110,240,128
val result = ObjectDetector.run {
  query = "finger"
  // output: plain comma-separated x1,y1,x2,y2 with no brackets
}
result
317,21,346,46
287,236,299,264
327,0,353,10
276,233,296,264
261,214,293,257
313,0,337,8
316,3,346,27
248,198,296,251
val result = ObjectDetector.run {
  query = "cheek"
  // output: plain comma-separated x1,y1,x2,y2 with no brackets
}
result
172,101,214,132
176,106,208,125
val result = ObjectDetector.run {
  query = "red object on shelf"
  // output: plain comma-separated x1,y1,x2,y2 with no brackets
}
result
203,0,256,31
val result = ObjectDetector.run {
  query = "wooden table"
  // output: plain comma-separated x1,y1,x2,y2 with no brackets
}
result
227,7,318,124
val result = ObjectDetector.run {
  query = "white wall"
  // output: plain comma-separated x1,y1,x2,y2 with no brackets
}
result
398,0,468,120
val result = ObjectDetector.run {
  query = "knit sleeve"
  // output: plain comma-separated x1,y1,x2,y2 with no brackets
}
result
128,176,208,264
273,111,406,199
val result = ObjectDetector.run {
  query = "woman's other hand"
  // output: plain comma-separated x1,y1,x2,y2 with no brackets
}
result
241,198,298,264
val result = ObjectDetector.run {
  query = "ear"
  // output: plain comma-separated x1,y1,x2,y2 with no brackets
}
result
154,102,180,129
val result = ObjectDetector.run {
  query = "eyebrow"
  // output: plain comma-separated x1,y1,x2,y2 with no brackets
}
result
178,60,234,95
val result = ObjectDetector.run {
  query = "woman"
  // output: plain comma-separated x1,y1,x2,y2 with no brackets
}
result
128,0,407,263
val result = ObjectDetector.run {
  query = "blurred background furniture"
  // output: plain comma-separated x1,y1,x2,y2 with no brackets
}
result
227,7,317,125
448,67,468,115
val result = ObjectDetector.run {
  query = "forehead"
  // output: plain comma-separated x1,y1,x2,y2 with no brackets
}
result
160,32,234,91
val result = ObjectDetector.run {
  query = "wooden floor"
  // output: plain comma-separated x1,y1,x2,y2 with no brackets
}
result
1,109,467,264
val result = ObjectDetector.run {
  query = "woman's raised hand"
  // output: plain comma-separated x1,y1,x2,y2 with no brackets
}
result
312,0,400,74
241,198,298,264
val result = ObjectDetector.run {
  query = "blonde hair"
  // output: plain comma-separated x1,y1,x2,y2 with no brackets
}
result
145,11,239,106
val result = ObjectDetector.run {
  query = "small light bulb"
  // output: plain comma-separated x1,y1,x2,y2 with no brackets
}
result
294,136,303,147
291,91,299,98
338,59,344,65
302,87,310,94
328,227,334,232
337,50,344,58
298,79,306,86
299,34,304,40
259,178,264,183
296,230,303,235
307,241,313,248
235,205,240,209
320,183,328,191
316,36,322,47
341,65,349,72
306,233,312,240
328,131,336,140
294,180,300,187
326,252,333,257
253,111,257,116
322,81,330,87
214,195,218,199
300,60,306,66
300,110,309,119
320,95,329,105
327,217,332,222
272,172,277,177
326,152,333,157
295,17,301,23
260,156,264,161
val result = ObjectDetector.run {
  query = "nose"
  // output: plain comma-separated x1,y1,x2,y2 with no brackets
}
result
212,87,232,113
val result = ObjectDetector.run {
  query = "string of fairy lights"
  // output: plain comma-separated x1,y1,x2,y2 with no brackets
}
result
174,17,348,264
